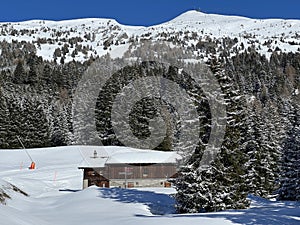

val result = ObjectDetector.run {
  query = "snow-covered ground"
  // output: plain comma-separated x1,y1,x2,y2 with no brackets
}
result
0,146,299,225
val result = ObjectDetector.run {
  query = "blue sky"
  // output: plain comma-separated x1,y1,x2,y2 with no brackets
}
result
1,0,300,26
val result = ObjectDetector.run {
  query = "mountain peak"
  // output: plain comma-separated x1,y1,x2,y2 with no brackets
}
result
169,10,208,22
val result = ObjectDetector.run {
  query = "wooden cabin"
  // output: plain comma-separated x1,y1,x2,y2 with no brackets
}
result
78,146,180,189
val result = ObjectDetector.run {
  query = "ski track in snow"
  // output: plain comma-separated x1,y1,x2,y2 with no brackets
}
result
0,146,299,225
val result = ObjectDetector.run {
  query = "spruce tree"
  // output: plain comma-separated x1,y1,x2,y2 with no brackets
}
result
0,89,9,148
277,103,300,201
6,96,50,148
243,100,282,198
13,60,26,84
174,58,250,213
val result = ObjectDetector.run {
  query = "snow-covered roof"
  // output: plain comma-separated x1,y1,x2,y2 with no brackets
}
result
78,146,180,169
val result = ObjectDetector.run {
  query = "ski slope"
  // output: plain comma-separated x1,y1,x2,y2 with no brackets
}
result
0,146,299,225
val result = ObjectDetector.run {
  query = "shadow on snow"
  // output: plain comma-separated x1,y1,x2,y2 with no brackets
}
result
162,195,300,225
99,189,300,225
98,187,176,215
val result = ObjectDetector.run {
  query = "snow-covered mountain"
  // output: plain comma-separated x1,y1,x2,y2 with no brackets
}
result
1,10,299,63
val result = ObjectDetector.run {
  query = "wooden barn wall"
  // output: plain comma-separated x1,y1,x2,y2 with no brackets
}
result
106,164,177,179
83,168,109,187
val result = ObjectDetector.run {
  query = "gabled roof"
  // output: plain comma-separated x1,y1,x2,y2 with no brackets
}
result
78,146,180,169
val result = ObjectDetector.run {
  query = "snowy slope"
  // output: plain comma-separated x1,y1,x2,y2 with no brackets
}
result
0,146,299,225
0,10,299,63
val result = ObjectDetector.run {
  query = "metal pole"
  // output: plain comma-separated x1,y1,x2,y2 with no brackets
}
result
17,136,34,162
125,167,127,189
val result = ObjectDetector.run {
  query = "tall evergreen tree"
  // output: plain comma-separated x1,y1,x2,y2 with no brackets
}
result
174,58,250,213
13,60,26,84
0,88,10,148
277,103,300,201
6,96,50,148
243,100,283,198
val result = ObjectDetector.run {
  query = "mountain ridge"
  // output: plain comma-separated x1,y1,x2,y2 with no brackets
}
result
2,10,300,27
0,10,299,63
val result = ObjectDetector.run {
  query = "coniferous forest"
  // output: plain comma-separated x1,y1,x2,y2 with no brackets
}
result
0,34,299,213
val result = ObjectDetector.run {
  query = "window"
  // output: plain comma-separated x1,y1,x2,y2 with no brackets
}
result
143,168,148,177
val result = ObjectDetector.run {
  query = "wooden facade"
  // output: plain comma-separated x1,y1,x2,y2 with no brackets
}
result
106,163,177,180
83,168,109,188
81,163,177,188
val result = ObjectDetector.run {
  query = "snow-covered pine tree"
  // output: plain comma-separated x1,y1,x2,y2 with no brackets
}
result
23,100,50,148
173,150,208,213
174,58,250,213
242,98,263,196
209,58,250,211
258,102,282,196
277,102,300,201
2,89,50,149
0,88,10,148
6,96,25,148
12,60,26,84
243,99,282,198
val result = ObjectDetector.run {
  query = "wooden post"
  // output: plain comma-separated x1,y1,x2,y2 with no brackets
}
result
83,179,89,189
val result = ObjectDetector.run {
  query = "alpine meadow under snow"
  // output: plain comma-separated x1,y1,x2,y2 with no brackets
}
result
0,146,299,225
0,10,299,224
